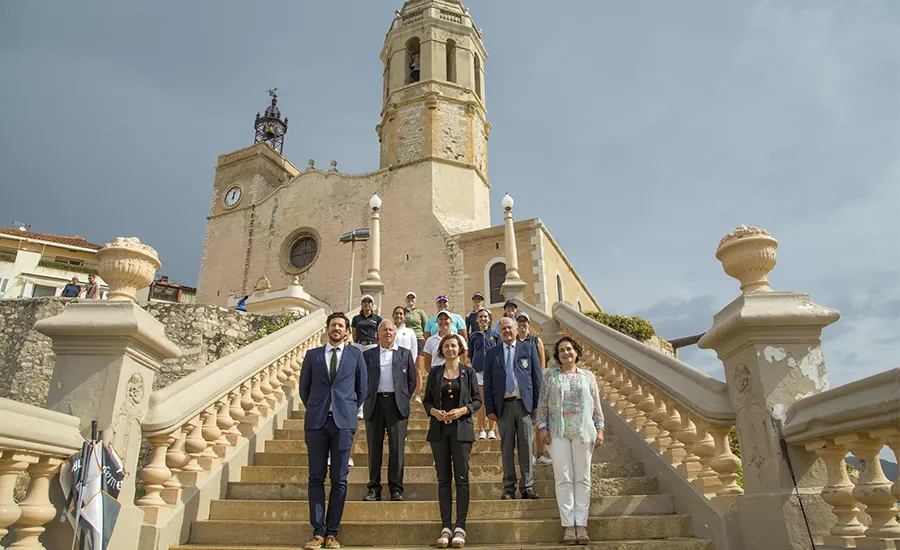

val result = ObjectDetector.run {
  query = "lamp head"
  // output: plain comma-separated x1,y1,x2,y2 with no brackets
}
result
501,193,514,211
370,194,382,210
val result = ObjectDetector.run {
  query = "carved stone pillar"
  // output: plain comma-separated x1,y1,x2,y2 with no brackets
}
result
499,194,526,301
360,194,385,311
34,238,180,550
806,440,865,547
698,225,837,549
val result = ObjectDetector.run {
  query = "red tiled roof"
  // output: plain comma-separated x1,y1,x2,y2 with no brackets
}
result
0,228,103,250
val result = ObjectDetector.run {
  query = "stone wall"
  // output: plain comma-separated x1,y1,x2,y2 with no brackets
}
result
0,297,280,408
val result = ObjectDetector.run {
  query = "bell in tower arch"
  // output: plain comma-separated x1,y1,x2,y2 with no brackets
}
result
410,52,421,82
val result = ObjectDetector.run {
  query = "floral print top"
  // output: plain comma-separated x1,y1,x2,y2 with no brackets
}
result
535,367,605,444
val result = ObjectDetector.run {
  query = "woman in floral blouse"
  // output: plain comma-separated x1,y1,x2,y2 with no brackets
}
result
534,336,605,545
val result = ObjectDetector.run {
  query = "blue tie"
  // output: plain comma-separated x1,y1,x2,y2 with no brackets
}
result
505,345,516,394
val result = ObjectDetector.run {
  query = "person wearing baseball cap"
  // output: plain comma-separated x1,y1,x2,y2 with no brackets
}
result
404,291,428,404
352,295,382,351
423,295,467,341
423,310,469,374
465,292,485,335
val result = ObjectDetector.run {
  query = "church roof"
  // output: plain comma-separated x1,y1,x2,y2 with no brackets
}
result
0,228,103,251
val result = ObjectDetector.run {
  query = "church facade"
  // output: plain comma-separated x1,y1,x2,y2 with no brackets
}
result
197,0,601,317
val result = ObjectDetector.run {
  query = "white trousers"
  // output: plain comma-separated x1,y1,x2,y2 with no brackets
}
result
548,436,593,527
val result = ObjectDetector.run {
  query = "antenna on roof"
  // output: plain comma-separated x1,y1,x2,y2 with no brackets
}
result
12,221,31,232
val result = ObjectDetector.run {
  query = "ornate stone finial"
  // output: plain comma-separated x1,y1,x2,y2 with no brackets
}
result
307,159,315,170
97,237,162,301
715,225,778,294
292,275,301,286
254,275,273,294
328,160,338,172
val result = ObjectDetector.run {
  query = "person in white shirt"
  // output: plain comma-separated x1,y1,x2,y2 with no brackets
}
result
361,320,417,501
392,306,419,359
423,310,468,371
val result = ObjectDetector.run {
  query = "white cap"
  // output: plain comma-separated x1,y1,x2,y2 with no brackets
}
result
405,291,417,298
361,294,374,303
436,309,452,318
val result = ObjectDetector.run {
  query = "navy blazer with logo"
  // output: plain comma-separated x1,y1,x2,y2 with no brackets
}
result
483,338,542,417
362,346,417,420
299,343,367,431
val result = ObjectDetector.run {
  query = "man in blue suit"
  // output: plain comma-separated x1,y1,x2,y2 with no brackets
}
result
299,312,367,549
484,317,543,500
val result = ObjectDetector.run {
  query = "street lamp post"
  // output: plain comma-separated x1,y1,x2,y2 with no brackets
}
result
339,228,371,312
359,194,386,312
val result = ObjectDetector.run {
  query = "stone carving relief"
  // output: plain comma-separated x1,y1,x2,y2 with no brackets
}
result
110,373,148,470
732,363,768,486
254,275,273,293
126,373,145,405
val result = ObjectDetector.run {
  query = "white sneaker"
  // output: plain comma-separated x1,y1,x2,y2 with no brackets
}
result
327,457,331,466
357,410,364,419
348,457,354,467
478,430,487,440
488,431,497,440
537,455,552,466
414,396,423,404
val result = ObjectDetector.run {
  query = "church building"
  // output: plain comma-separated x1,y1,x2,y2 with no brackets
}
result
197,0,601,317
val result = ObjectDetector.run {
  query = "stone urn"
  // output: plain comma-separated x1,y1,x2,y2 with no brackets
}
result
97,237,161,301
715,225,778,294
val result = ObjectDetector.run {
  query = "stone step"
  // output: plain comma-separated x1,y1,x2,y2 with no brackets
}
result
188,516,694,546
226,477,658,501
208,495,676,522
240,463,644,484
174,539,714,550
254,450,634,467
291,408,430,421
283,417,433,431
263,437,634,463
275,428,433,441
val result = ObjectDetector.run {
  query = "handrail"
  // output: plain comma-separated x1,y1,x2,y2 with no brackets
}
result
782,367,900,444
0,397,83,457
142,309,326,435
552,301,734,424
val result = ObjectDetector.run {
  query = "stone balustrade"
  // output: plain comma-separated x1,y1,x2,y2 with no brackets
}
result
783,368,900,549
552,301,744,506
0,397,83,550
138,309,327,524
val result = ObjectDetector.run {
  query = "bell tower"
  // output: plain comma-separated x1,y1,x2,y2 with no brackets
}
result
378,0,491,232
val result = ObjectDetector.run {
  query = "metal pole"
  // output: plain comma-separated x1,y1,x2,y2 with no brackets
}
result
347,239,356,312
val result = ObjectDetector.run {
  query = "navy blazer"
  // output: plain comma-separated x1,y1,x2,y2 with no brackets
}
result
299,344,367,431
483,339,543,417
422,364,482,442
362,346,417,419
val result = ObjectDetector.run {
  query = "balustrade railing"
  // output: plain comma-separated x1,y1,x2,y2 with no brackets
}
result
783,367,900,549
553,301,743,504
137,309,327,523
0,398,83,550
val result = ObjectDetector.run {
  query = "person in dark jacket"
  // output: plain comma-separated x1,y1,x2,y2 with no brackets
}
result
423,333,481,549
467,307,500,440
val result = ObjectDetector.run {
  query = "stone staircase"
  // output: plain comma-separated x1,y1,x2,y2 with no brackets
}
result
172,404,713,550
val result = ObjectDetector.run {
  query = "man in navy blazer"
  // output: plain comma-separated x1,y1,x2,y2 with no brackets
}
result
362,320,417,501
484,317,543,500
299,312,367,549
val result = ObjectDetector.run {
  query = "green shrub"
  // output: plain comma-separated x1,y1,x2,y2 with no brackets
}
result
37,258,98,275
249,310,300,342
584,311,656,342
0,251,14,263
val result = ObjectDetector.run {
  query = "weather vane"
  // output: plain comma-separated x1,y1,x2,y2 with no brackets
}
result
267,88,278,99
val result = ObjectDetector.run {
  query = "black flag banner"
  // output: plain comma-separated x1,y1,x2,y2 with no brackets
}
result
59,422,124,550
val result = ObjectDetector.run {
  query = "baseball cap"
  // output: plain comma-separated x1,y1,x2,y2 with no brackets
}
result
361,294,374,303
516,312,530,322
472,292,484,299
504,300,518,308
437,309,452,318
436,295,449,302
405,291,417,298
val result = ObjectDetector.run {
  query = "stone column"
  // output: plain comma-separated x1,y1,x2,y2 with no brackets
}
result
34,237,181,550
499,193,526,301
698,226,838,549
360,194,385,312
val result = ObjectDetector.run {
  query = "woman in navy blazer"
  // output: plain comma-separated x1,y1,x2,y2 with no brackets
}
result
423,333,481,548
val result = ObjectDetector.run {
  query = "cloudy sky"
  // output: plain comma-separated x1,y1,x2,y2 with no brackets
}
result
1,1,897,387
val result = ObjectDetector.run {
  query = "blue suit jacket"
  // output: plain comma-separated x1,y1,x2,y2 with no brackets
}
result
483,339,543,417
299,344,367,431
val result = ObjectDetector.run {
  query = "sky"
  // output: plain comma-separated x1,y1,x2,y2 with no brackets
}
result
1,1,897,388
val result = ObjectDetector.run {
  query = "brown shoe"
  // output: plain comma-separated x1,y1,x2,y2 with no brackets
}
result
325,535,341,549
304,536,325,549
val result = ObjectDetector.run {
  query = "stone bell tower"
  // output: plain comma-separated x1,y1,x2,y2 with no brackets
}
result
377,0,492,233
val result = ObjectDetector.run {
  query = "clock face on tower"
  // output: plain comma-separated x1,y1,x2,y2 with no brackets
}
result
224,186,242,208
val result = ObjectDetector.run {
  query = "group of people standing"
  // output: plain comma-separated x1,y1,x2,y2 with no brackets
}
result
298,292,606,549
